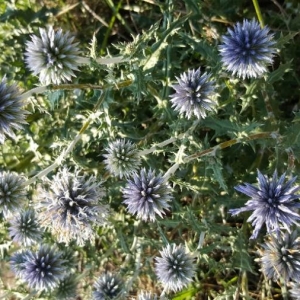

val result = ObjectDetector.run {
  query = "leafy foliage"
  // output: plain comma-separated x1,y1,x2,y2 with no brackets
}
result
1,0,300,299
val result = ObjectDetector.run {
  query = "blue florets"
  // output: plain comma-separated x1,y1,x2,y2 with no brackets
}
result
229,170,300,239
219,19,276,79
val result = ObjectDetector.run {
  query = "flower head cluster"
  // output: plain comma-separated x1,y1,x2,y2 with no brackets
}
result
37,167,109,246
0,77,28,143
137,291,157,300
93,273,124,300
103,139,141,178
25,26,81,85
170,68,217,119
219,19,276,79
0,171,27,218
155,244,196,292
229,170,300,239
10,245,67,291
8,209,42,246
122,168,173,222
258,230,300,283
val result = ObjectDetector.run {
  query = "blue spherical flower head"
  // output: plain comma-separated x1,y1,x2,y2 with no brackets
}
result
25,27,81,85
10,249,31,278
103,139,141,178
122,168,173,222
0,77,29,143
0,171,27,218
93,273,124,300
37,167,109,246
155,244,196,292
258,230,300,283
8,209,42,246
170,68,217,120
18,245,67,291
219,19,276,79
229,170,300,239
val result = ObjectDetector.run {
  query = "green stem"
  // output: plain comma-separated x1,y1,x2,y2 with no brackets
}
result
252,0,265,28
20,80,133,100
101,0,123,54
280,277,288,300
184,132,273,163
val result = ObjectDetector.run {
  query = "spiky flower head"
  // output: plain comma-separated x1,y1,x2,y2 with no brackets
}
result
137,291,158,300
229,170,300,239
0,171,27,218
219,19,276,79
37,167,109,246
290,282,300,300
11,245,67,291
25,26,81,85
155,244,196,292
169,68,217,119
10,249,31,278
258,230,300,283
8,209,42,246
103,139,141,178
122,168,173,222
93,273,124,300
0,77,28,143
51,275,78,299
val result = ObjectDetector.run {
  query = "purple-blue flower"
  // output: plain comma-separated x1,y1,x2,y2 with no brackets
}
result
219,19,276,79
37,167,109,246
0,171,27,218
169,68,217,119
11,245,67,291
122,168,173,222
0,77,28,143
103,139,141,178
8,209,42,246
258,230,300,283
93,273,124,299
229,170,300,239
155,243,196,292
25,27,81,85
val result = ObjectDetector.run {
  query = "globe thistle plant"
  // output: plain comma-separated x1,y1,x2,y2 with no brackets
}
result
258,230,300,283
25,26,82,85
10,249,31,278
229,170,300,239
51,275,78,299
0,77,28,143
11,245,67,291
290,282,300,300
122,168,173,222
37,167,109,246
169,68,217,119
155,243,196,292
8,209,42,246
0,171,27,218
103,139,141,178
93,273,124,300
219,19,276,79
137,291,158,300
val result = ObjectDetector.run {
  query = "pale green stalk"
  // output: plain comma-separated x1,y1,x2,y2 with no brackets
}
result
252,0,265,28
